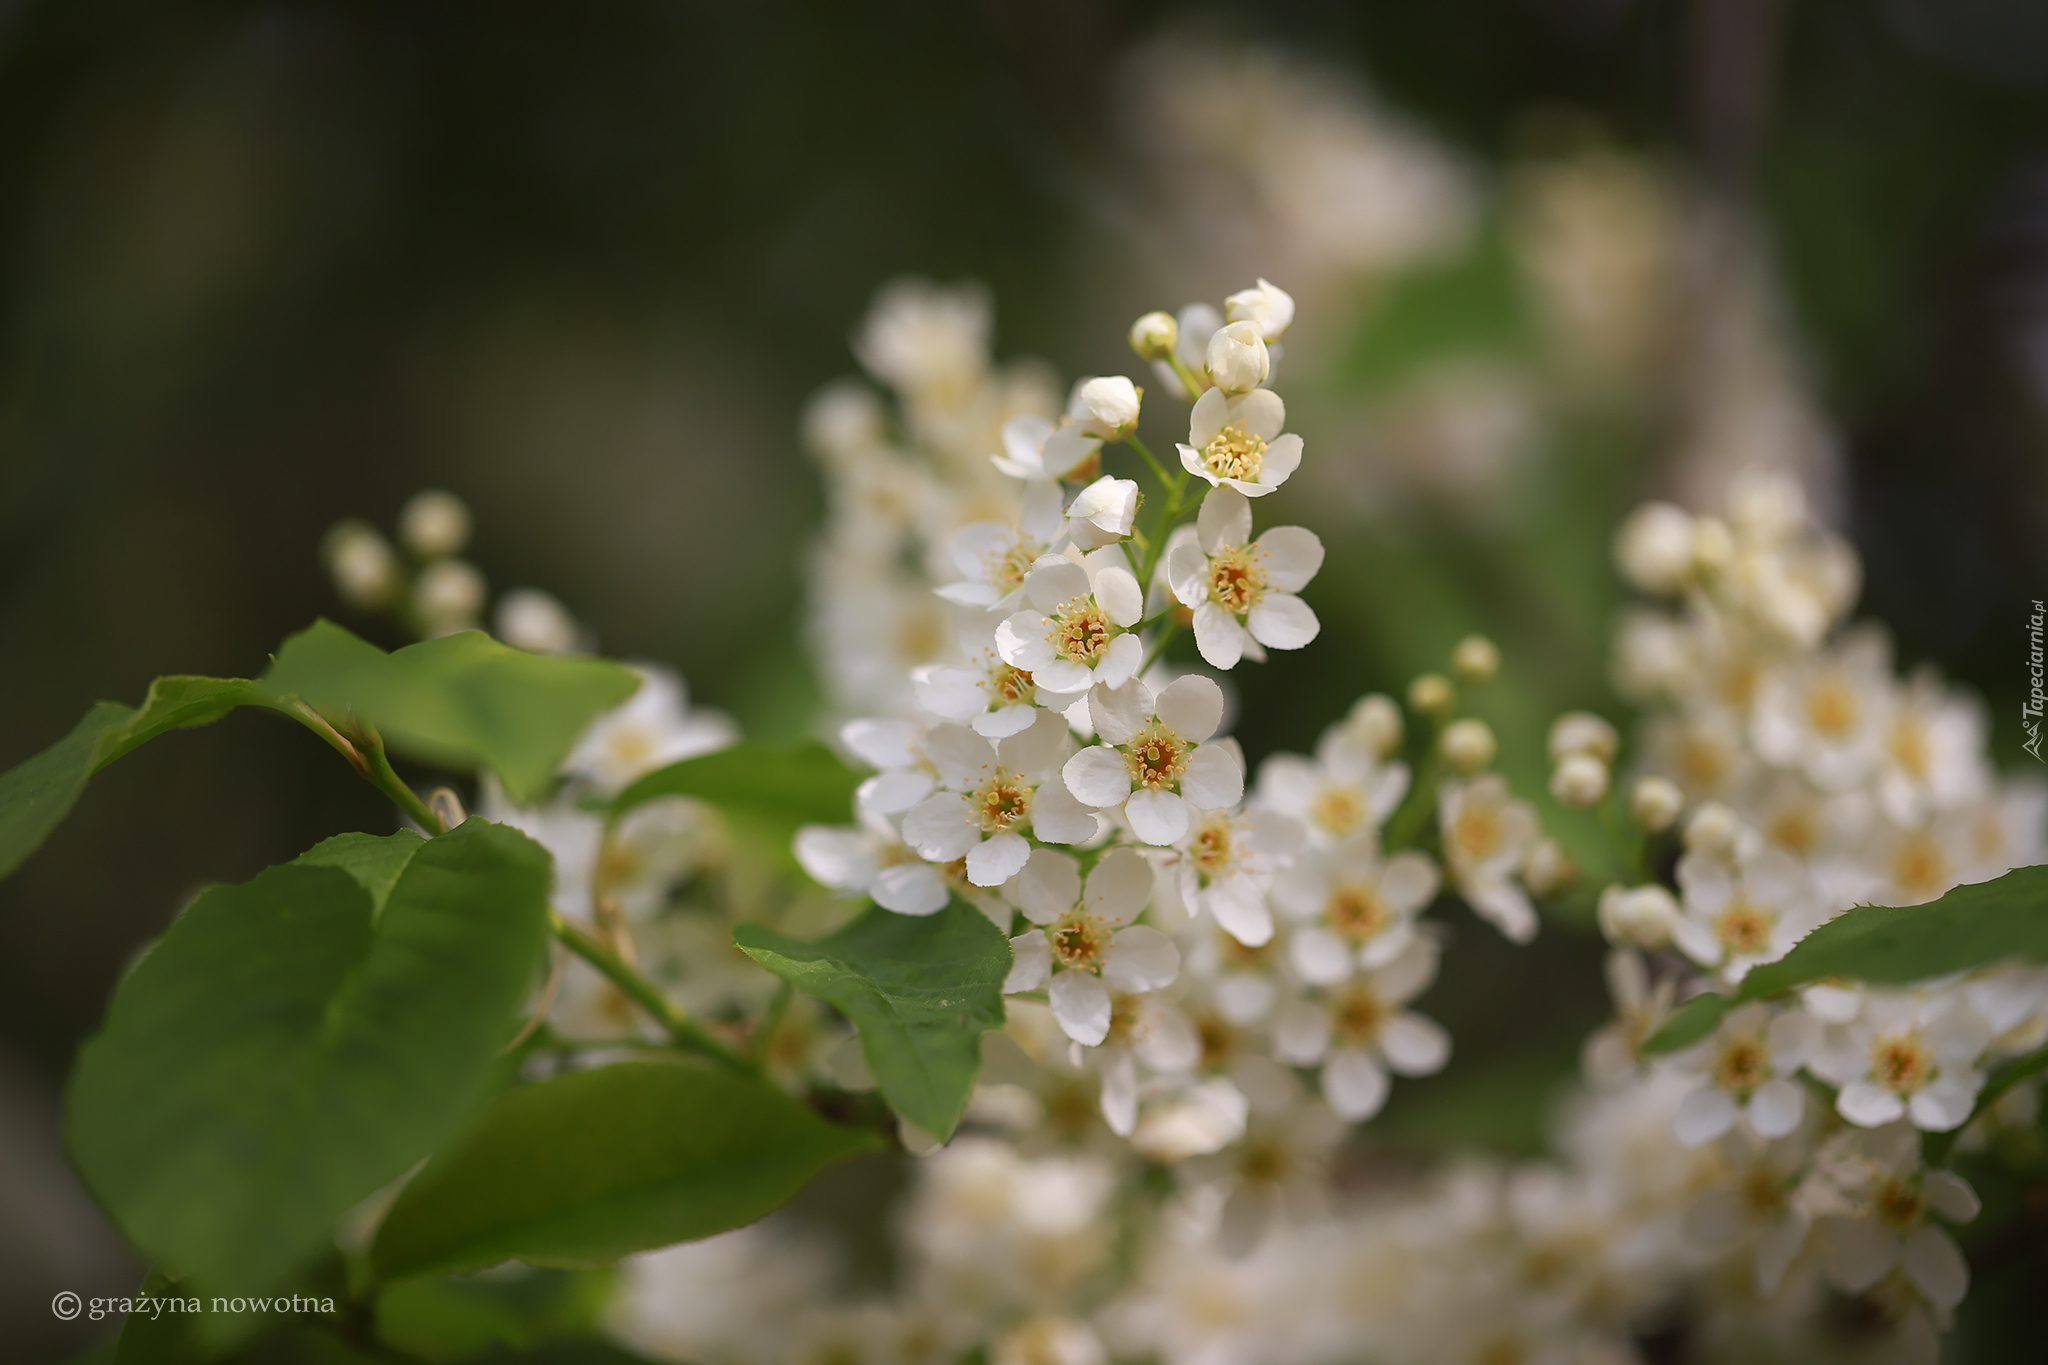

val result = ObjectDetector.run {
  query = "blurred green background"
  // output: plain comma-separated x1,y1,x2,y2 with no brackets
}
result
5,0,2048,1359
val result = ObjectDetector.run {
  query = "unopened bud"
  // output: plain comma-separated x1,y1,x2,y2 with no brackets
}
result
496,587,580,654
1597,883,1681,949
1347,693,1403,760
1683,801,1741,855
1129,311,1178,363
1223,278,1296,341
321,520,400,610
399,489,472,560
1691,515,1733,576
1450,634,1500,684
1408,673,1455,718
1523,837,1574,897
1548,711,1619,764
1064,475,1141,550
1205,320,1271,394
1068,375,1142,441
1614,501,1695,596
1629,775,1684,833
414,558,486,634
1550,752,1610,808
1441,718,1497,772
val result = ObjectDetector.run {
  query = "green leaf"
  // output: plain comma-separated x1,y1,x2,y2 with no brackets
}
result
294,829,430,912
370,1060,878,1280
1735,864,2048,1001
375,1267,615,1363
735,901,1008,1139
68,821,553,1304
0,678,257,879
610,740,860,843
113,1266,199,1365
1639,992,1730,1057
260,621,639,803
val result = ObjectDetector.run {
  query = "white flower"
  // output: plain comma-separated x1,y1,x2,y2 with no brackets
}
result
399,489,473,559
322,520,400,609
852,276,990,401
1205,320,1271,394
1165,487,1323,669
1751,626,1894,790
1667,1002,1814,1147
1253,731,1409,849
1612,501,1697,595
1438,774,1541,943
912,652,1047,739
1173,806,1304,947
1067,375,1143,440
1682,1128,1816,1295
934,485,1067,610
1670,839,1821,983
990,411,1101,484
1582,949,1677,1087
1875,668,1991,825
1064,475,1141,551
995,550,1146,694
1062,675,1245,846
1272,938,1451,1122
1004,848,1181,1046
563,664,738,796
839,716,936,818
1223,279,1296,341
1808,991,1991,1131
1813,1122,1977,1314
1275,837,1441,984
793,817,951,916
901,711,1099,886
414,558,486,635
1595,883,1681,949
1176,387,1303,498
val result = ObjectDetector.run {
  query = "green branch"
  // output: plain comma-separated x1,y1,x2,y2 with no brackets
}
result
550,910,754,1074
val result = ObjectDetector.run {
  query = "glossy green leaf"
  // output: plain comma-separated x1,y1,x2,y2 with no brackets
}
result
1638,992,1730,1057
735,901,1009,1138
68,821,552,1303
370,1060,878,1280
375,1267,616,1363
112,1266,200,1365
261,621,639,803
0,677,258,879
610,740,860,840
1735,864,2048,1000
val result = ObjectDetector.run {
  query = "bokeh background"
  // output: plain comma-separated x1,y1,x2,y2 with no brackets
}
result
5,1,2048,1359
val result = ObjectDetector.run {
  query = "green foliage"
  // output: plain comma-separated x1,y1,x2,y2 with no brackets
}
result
260,621,640,804
67,822,552,1309
374,1267,616,1362
371,1060,878,1280
0,678,257,879
610,740,860,849
112,1266,198,1365
736,901,1009,1139
1642,865,2048,1054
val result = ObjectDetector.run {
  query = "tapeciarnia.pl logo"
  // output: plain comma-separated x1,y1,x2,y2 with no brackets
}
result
2027,599,2045,762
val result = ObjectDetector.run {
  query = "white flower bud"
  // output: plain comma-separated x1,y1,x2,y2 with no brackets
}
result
398,489,472,560
495,587,580,654
1441,718,1497,772
1407,673,1455,718
1223,278,1296,341
1347,693,1403,759
1550,752,1609,808
1128,311,1178,362
1064,475,1141,550
1729,467,1806,538
801,379,884,463
1450,634,1500,684
1690,515,1733,575
1523,837,1574,897
1205,320,1270,395
1629,775,1684,833
1613,501,1696,596
321,520,400,610
1068,376,1142,441
1547,711,1618,764
1683,800,1741,854
414,558,486,634
1597,883,1681,949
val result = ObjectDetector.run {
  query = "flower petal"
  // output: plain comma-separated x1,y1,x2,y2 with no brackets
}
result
1462,877,1539,944
793,825,876,895
1203,874,1273,947
1922,1170,1981,1224
1378,1012,1451,1077
1837,1079,1907,1128
1188,386,1228,447
1089,678,1152,746
1004,929,1051,992
1817,1216,1898,1293
1016,846,1082,924
1247,593,1319,651
1092,564,1145,628
1064,745,1132,808
1030,781,1100,845
1673,1085,1740,1147
1257,432,1302,489
1747,1077,1806,1138
1099,1050,1138,1136
1094,633,1145,690
1289,926,1354,985
1022,558,1090,612
1322,1047,1390,1121
1166,536,1210,609
967,830,1032,887
1125,788,1191,846
873,863,949,916
1103,924,1181,992
1086,847,1156,926
902,795,981,861
1272,998,1331,1064
1181,745,1245,810
1902,1226,1969,1309
1256,526,1324,591
1050,970,1112,1046
1198,484,1253,553
924,722,996,789
1157,674,1226,742
1192,602,1247,670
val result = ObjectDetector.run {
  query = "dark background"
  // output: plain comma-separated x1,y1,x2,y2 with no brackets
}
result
4,0,2047,1359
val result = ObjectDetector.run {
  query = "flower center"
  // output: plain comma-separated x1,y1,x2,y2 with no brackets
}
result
1453,805,1502,861
983,534,1039,593
1871,1033,1935,1095
1311,785,1365,836
1201,422,1267,483
1712,1036,1769,1096
1888,717,1930,779
1715,899,1775,956
1194,1011,1237,1069
1207,544,1267,614
1332,988,1387,1045
1805,674,1860,740
1238,1138,1287,1185
1047,597,1114,664
1873,1177,1927,1234
1327,882,1388,942
991,664,1035,705
1049,911,1108,972
1190,815,1233,880
1892,835,1947,899
1123,720,1192,791
973,769,1032,832
1741,1166,1788,1218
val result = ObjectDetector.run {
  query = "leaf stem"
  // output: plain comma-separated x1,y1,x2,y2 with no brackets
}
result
1383,736,1446,852
280,700,445,834
550,910,754,1073
1139,623,1182,676
753,980,794,1065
